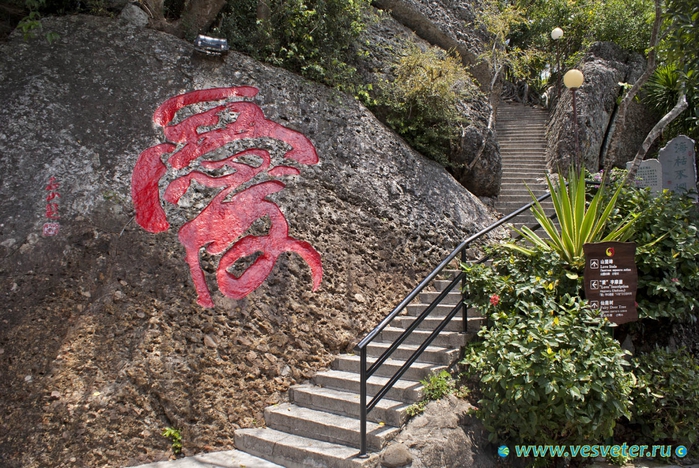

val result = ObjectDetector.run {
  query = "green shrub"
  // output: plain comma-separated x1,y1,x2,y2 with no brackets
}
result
461,247,583,320
216,0,370,90
605,183,699,321
372,46,479,167
630,347,699,450
462,295,634,445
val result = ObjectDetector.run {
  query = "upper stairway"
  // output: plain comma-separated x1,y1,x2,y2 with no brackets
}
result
494,102,554,231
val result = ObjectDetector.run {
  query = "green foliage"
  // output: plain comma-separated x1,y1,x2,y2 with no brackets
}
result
663,0,699,78
460,175,698,451
373,46,479,167
508,169,637,271
16,0,59,43
605,183,699,321
462,295,634,445
162,427,183,455
216,0,370,90
643,64,698,139
591,0,655,53
461,248,583,320
483,0,657,102
405,370,464,416
630,347,699,449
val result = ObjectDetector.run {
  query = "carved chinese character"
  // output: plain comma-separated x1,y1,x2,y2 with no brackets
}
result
132,87,322,307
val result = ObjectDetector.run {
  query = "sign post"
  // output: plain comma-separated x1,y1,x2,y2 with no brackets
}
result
583,242,638,325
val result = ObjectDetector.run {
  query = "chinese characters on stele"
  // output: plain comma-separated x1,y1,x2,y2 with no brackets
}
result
131,87,322,307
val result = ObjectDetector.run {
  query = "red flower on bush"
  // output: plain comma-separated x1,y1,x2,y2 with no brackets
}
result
490,294,500,306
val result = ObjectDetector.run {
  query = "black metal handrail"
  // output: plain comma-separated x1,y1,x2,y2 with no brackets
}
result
354,189,558,457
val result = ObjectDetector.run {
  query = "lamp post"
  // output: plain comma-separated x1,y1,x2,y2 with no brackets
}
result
551,27,563,101
564,69,584,174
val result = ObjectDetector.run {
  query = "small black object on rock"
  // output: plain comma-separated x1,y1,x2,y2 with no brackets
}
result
193,35,229,56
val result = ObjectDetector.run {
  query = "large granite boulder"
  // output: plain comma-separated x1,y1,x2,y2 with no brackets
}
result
372,0,490,89
0,15,496,468
546,42,658,173
357,8,501,197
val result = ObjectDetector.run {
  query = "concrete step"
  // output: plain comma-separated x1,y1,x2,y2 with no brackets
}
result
419,290,461,305
499,194,551,204
235,428,379,468
497,122,548,127
501,165,546,170
406,302,466,317
405,304,484,319
500,136,546,141
378,327,465,349
497,127,547,132
332,354,445,383
392,314,463,332
289,383,410,427
312,370,423,403
264,403,398,451
498,189,551,196
432,278,460,292
499,161,546,167
498,143,546,149
364,341,459,365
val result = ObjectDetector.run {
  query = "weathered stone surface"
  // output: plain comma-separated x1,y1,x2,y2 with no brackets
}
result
384,395,495,468
357,10,501,197
0,15,497,468
546,42,657,173
372,0,490,89
381,442,413,468
119,3,149,28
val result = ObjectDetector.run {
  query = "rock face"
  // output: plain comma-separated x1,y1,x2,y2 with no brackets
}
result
372,0,490,89
0,15,497,468
357,8,501,197
384,395,495,468
546,42,658,173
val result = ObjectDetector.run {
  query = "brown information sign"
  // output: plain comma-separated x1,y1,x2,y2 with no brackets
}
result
583,242,638,325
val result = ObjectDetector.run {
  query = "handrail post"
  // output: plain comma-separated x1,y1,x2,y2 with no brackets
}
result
359,347,368,458
460,248,467,333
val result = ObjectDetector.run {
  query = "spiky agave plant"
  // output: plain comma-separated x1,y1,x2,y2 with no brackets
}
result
507,169,637,271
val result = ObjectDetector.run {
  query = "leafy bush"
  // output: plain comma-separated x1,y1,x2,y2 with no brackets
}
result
216,0,370,89
630,347,699,450
605,183,699,321
462,294,634,445
500,0,654,94
461,247,583,320
372,46,479,167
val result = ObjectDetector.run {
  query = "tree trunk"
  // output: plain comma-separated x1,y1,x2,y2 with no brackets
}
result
144,0,227,38
466,50,502,173
624,91,688,183
180,0,227,36
601,0,662,180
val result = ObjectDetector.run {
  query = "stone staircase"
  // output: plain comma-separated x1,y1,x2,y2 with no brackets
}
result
234,275,484,467
494,101,554,231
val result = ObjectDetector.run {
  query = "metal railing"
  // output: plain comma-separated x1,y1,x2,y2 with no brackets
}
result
354,190,558,457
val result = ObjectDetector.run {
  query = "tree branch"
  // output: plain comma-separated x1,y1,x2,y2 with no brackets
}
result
624,90,688,183
601,0,663,180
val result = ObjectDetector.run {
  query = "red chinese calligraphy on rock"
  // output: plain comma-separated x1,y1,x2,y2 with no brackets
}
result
131,87,322,308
